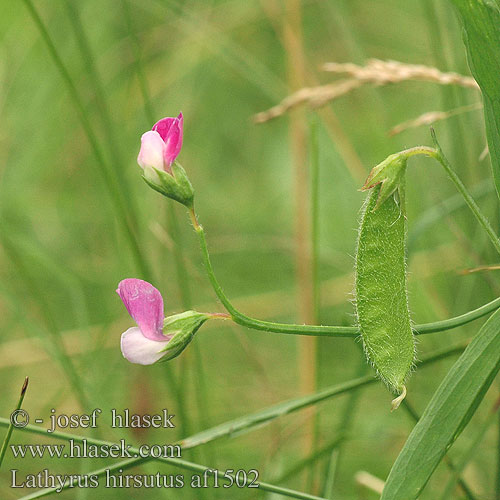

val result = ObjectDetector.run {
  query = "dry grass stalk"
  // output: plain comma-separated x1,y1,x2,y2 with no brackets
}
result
254,59,479,123
389,102,482,136
254,79,362,123
323,59,479,88
460,264,500,275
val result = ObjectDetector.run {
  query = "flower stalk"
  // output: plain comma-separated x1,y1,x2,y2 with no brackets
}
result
189,208,500,337
131,117,500,345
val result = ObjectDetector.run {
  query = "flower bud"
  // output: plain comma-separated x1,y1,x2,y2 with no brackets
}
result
361,153,407,210
137,112,194,208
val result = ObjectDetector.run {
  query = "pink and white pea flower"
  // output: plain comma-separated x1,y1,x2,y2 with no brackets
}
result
117,279,170,365
137,113,194,208
137,113,183,173
117,278,207,365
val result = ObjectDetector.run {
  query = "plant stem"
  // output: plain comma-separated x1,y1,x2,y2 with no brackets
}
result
193,214,354,337
10,422,327,500
374,141,500,255
309,117,322,491
4,342,465,500
323,347,367,498
275,436,344,485
189,137,500,339
191,208,500,336
310,118,321,323
21,0,151,280
415,296,500,333
497,406,500,500
121,2,215,473
0,377,28,469
430,130,500,255
282,0,318,472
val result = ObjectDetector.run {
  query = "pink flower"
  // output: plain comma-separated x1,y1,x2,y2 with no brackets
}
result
117,278,207,365
137,113,183,173
116,279,171,365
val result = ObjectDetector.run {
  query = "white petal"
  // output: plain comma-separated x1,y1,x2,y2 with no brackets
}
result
137,131,165,170
120,327,167,365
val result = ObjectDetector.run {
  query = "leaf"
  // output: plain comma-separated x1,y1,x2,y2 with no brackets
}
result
381,307,500,500
450,0,500,200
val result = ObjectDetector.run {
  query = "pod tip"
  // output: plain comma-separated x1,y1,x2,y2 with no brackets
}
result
391,385,407,412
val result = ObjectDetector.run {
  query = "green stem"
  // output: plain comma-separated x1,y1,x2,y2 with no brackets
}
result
366,141,500,254
422,0,472,172
415,296,500,333
310,118,321,323
5,342,464,500
191,209,500,337
275,436,344,485
22,0,151,281
9,423,327,500
323,347,367,498
193,215,353,337
121,0,156,124
430,130,500,255
497,407,500,500
120,2,215,475
187,136,500,338
0,377,28,469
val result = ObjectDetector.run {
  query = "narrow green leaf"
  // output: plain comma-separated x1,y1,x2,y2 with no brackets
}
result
179,343,464,450
439,399,499,500
450,0,500,200
179,376,375,450
381,308,500,500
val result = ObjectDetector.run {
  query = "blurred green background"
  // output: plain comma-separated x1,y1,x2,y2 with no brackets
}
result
0,0,498,498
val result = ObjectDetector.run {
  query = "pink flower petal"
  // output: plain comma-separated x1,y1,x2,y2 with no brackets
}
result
116,279,165,341
152,116,176,142
164,125,183,167
120,327,171,365
137,131,165,170
152,113,183,167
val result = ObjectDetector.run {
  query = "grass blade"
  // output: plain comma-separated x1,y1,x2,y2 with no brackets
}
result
0,345,464,463
179,342,464,451
402,400,477,500
439,397,500,499
381,307,500,500
275,436,344,485
0,377,29,469
450,0,500,200
497,409,500,500
8,425,327,500
21,0,151,280
0,341,464,498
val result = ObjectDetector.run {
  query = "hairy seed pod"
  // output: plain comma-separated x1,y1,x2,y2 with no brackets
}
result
355,182,415,409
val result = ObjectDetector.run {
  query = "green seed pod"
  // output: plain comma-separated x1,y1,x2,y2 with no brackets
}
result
355,157,415,409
